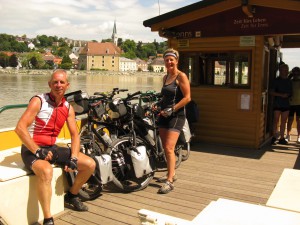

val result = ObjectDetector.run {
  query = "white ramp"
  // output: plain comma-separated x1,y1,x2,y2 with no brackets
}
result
267,168,300,213
193,198,300,225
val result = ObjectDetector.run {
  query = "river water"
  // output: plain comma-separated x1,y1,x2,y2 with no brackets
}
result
0,71,163,129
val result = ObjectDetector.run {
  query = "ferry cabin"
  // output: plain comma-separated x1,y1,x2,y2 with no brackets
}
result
143,0,300,149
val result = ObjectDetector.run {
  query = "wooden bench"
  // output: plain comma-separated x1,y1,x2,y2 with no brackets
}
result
0,146,68,225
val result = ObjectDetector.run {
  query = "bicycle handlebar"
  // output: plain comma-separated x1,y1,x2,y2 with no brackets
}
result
125,91,142,101
94,88,128,99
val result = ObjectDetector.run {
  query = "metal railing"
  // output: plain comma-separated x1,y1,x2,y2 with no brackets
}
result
0,104,28,114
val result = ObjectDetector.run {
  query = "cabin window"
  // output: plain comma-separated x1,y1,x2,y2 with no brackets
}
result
181,51,251,88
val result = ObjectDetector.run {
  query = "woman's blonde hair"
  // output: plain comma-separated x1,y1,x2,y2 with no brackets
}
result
163,48,179,60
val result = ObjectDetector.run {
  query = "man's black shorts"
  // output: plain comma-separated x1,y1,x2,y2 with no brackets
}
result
21,144,71,172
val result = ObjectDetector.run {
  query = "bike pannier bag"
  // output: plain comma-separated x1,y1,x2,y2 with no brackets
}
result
94,154,114,184
106,98,127,119
186,100,199,123
179,119,192,143
92,101,105,118
129,146,152,178
65,90,89,115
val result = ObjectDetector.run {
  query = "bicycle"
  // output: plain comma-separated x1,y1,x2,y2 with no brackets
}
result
106,91,183,192
64,88,128,201
141,91,191,162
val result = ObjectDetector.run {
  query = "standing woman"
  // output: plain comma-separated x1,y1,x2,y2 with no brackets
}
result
157,48,191,194
270,63,293,145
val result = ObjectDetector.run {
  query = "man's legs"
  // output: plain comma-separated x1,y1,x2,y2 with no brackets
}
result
69,152,95,195
32,160,53,219
64,152,95,211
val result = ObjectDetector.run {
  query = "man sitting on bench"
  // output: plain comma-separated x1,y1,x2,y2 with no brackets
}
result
15,69,96,225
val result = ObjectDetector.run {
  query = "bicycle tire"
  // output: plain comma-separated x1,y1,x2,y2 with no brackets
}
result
174,143,183,168
109,136,155,192
181,142,191,161
65,142,102,201
65,170,102,201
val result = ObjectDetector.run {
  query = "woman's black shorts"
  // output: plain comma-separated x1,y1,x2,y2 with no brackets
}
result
21,144,71,172
289,105,300,117
157,114,185,133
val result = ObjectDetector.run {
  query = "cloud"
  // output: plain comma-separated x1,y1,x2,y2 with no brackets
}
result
50,17,71,26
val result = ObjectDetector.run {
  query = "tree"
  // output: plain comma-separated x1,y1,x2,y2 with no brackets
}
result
101,38,112,43
60,55,72,69
0,52,9,68
148,65,154,72
121,39,136,53
117,38,123,47
121,40,137,59
9,54,18,67
30,56,38,68
26,52,44,69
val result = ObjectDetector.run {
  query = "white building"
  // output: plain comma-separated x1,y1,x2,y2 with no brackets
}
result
119,57,137,72
27,42,35,50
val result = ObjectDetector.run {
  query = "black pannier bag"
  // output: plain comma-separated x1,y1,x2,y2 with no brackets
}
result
91,101,105,118
185,100,199,123
65,90,89,115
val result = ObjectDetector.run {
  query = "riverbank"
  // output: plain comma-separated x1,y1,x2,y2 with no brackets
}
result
0,68,164,76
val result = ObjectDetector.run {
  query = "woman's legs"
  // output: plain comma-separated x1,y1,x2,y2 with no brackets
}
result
279,111,289,140
159,128,180,183
273,110,280,139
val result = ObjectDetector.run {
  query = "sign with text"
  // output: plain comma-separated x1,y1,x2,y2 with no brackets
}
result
240,36,255,46
172,6,300,38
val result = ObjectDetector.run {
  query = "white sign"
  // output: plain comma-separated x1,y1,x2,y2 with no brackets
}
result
240,93,251,110
240,36,255,46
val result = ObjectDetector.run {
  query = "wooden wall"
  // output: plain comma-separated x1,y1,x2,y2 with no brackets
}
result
169,36,267,148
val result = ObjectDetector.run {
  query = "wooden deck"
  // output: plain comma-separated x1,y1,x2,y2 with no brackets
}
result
53,140,300,225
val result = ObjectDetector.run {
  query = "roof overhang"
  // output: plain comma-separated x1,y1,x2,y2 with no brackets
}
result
143,0,300,48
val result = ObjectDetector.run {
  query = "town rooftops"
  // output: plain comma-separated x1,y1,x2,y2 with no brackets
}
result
80,42,122,56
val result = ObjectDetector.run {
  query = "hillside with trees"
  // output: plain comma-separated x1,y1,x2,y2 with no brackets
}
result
0,33,167,69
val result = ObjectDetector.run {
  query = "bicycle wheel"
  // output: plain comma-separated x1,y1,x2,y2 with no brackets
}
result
155,135,182,170
65,169,102,201
109,136,155,192
181,142,191,161
174,143,182,169
65,143,102,201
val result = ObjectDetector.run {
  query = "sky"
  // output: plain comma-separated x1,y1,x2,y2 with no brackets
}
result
0,0,299,69
0,0,199,43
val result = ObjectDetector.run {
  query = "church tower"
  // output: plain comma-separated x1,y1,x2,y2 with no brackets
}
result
112,20,117,46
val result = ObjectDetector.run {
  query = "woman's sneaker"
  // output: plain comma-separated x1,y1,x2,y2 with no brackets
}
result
158,181,174,194
156,174,177,183
278,138,288,145
271,136,277,145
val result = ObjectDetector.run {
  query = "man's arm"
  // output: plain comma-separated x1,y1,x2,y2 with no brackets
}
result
14,97,41,153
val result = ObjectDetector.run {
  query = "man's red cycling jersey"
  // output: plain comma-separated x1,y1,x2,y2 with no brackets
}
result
28,93,70,146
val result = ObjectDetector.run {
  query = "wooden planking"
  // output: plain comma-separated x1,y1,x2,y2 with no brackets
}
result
53,141,299,225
